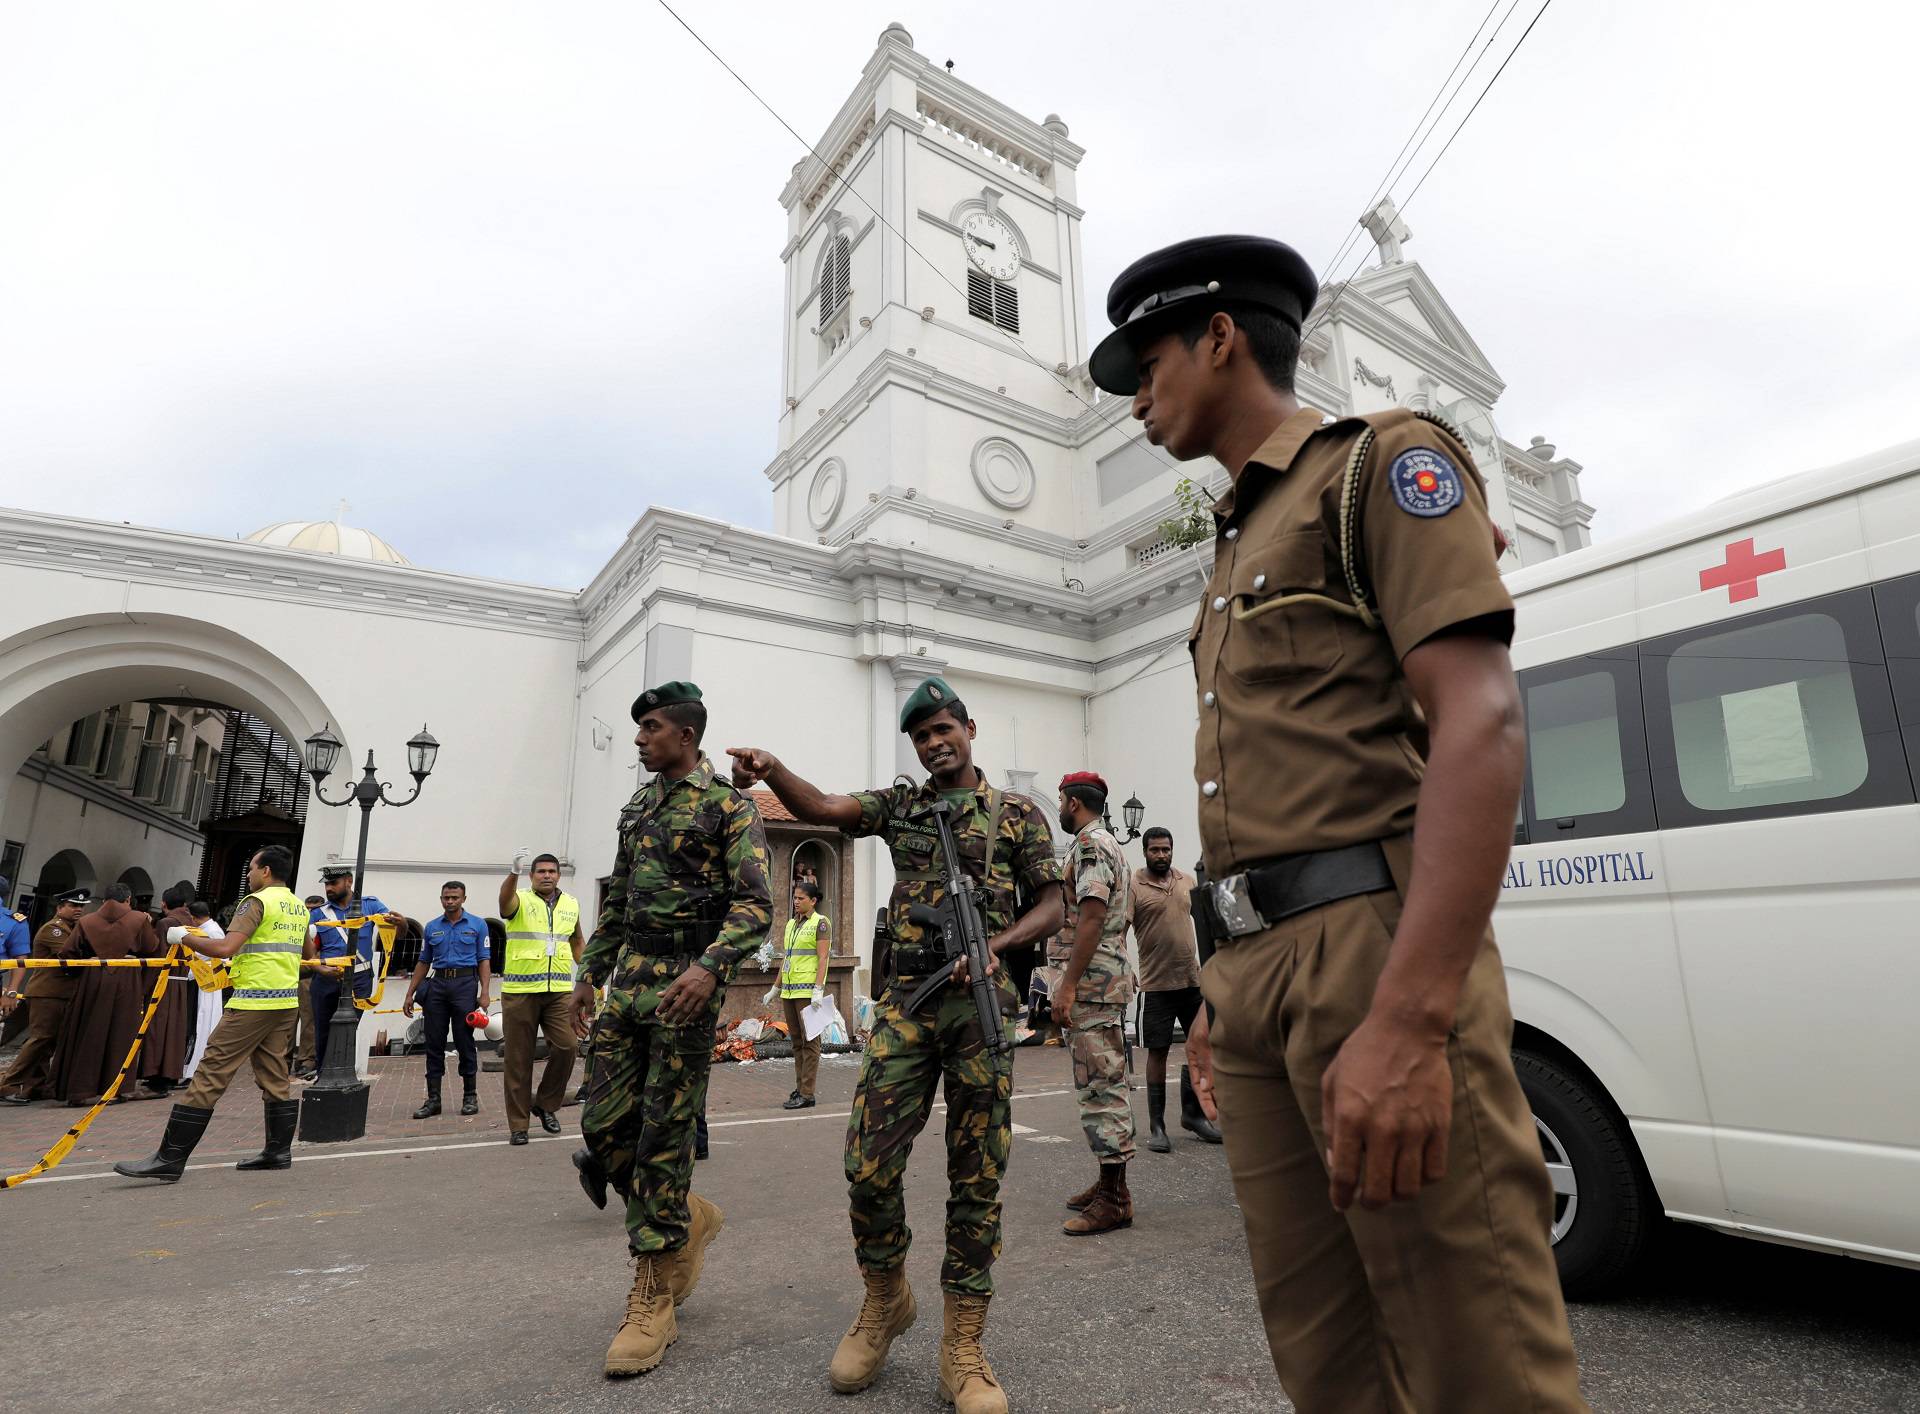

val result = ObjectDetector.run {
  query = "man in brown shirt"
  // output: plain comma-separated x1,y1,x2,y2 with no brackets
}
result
1089,235,1585,1413
1128,827,1218,1153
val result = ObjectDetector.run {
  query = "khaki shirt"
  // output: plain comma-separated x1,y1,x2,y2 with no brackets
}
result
1192,407,1513,876
1061,822,1134,1006
1130,866,1202,992
22,920,76,1001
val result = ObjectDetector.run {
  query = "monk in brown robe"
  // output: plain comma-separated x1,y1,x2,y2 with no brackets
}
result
142,887,197,1094
53,884,168,1105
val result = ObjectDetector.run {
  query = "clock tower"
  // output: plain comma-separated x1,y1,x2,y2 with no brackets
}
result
763,23,1092,575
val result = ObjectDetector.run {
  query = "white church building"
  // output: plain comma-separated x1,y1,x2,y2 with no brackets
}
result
0,24,1594,995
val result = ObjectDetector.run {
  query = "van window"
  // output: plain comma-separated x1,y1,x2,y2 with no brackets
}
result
1517,653,1656,841
1527,672,1627,818
1667,612,1867,811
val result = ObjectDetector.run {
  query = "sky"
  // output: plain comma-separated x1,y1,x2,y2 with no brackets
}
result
2,2,1915,588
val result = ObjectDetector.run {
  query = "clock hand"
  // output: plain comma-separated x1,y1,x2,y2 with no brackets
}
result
971,237,997,251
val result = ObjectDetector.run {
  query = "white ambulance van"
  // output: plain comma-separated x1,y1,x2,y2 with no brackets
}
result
1498,437,1920,1296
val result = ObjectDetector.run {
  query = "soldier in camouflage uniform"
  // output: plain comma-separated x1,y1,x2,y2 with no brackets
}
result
728,675,1063,1414
570,680,772,1379
1052,771,1138,1236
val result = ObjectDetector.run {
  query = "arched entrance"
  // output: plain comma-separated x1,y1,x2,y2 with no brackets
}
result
0,614,349,916
29,846,97,928
116,864,155,911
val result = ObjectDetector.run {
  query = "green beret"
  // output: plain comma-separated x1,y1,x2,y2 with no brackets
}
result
631,680,703,724
899,676,963,733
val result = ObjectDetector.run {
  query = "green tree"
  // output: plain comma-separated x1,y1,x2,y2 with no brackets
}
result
1155,477,1214,549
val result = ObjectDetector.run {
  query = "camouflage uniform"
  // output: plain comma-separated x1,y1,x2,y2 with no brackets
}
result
845,773,1060,1295
580,754,772,1255
1062,821,1136,1164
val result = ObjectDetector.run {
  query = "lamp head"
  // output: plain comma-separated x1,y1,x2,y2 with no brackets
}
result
406,725,440,781
303,723,344,783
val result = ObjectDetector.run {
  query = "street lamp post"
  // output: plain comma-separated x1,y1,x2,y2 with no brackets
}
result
298,723,439,1143
1118,792,1146,843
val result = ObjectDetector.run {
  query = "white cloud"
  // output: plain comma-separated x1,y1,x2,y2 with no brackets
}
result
1,1,1913,579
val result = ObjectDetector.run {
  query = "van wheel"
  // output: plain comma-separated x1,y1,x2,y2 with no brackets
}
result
1512,1050,1655,1299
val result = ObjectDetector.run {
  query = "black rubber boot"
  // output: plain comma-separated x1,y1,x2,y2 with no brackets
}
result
460,1086,478,1116
237,1099,299,1171
412,1088,442,1120
573,1146,609,1210
1146,1081,1172,1153
1180,1066,1222,1143
114,1104,213,1182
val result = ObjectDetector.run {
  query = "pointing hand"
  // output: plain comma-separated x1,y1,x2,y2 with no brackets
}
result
725,747,776,788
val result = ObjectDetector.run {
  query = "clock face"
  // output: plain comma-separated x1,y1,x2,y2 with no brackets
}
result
962,211,1021,281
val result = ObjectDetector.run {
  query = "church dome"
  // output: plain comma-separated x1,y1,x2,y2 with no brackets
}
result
246,518,410,565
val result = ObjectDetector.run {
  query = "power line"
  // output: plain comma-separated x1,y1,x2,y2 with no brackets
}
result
1311,0,1514,289
1304,0,1559,346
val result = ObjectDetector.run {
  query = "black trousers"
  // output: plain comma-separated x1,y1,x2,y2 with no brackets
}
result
422,974,479,1088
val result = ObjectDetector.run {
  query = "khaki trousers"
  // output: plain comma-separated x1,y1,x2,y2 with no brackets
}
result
1201,842,1587,1414
182,1006,296,1109
781,996,821,1098
501,991,576,1132
0,997,68,1098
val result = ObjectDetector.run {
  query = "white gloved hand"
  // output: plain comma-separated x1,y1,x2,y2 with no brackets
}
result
511,846,531,874
812,987,826,1005
761,985,779,1006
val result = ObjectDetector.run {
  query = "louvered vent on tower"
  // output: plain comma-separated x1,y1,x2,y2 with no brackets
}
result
821,236,850,321
966,269,1019,334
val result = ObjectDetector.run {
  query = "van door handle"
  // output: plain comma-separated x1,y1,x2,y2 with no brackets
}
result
1555,818,1576,830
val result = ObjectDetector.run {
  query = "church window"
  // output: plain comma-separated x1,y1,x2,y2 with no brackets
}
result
966,268,1019,333
820,236,850,322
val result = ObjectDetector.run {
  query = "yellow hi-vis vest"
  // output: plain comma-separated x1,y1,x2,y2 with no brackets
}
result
230,885,307,1010
502,888,579,994
779,912,827,999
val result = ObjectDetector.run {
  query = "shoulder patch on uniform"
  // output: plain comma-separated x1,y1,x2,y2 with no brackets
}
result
1387,446,1465,518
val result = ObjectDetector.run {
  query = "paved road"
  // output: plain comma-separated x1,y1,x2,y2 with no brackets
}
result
1,1045,1915,1412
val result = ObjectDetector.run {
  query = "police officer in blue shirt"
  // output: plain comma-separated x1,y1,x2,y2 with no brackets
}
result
304,866,401,1071
401,880,493,1118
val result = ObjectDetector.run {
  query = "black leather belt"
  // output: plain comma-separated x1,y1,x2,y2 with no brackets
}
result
1197,840,1395,940
430,966,478,978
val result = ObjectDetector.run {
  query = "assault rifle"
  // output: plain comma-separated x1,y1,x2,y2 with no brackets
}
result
898,798,1011,1055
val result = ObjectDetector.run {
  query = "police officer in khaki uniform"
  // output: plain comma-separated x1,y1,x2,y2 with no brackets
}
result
0,889,88,1103
1088,235,1587,1413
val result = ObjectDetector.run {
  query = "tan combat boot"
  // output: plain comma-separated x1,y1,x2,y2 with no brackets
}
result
604,1252,676,1378
662,1192,725,1306
1063,1163,1132,1236
938,1292,1008,1413
829,1265,917,1394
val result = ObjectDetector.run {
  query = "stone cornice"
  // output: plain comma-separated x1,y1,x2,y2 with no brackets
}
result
781,35,1083,214
1346,261,1499,376
829,486,1082,558
915,209,1061,283
579,493,1218,674
1316,277,1505,408
0,507,582,639
765,348,1083,488
14,754,207,848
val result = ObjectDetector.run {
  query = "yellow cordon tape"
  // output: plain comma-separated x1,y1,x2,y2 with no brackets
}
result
0,918,395,1190
0,943,188,1189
